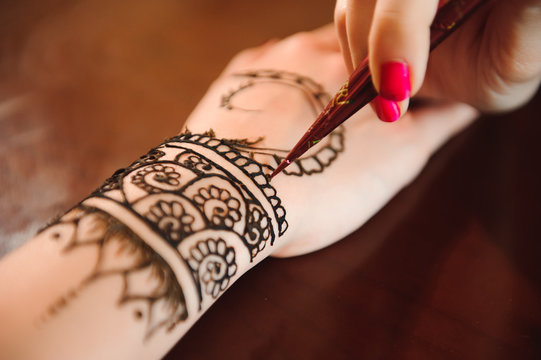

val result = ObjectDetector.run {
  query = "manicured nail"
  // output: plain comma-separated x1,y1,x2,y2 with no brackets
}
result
374,95,400,123
380,61,411,101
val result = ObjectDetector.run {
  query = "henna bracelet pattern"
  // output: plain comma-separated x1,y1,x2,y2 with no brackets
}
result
39,132,287,339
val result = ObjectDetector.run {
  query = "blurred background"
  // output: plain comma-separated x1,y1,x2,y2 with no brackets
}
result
1,1,540,359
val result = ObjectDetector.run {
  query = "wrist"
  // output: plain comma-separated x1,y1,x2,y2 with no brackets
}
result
0,131,290,359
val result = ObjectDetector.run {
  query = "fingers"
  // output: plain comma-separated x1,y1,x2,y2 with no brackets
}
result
334,0,354,73
335,0,440,122
487,0,541,83
336,0,444,123
369,0,439,123
334,0,375,74
369,0,439,96
478,0,541,111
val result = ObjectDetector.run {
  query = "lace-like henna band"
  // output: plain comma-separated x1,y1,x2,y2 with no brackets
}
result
40,132,287,339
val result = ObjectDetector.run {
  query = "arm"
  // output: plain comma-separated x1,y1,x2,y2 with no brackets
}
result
0,132,286,359
0,25,477,359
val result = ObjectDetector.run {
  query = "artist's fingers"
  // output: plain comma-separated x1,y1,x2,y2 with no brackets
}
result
334,0,354,73
369,0,439,103
334,0,375,74
336,0,439,122
460,0,541,111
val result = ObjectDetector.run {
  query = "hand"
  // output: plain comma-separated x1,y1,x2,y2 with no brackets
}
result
334,0,541,122
184,24,478,257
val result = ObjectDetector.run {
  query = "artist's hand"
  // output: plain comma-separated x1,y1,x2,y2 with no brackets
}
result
185,25,477,257
334,0,541,122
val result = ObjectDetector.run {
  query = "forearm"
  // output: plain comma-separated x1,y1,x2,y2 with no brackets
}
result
0,132,287,359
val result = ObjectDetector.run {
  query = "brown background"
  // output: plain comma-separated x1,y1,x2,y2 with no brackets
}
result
1,0,540,359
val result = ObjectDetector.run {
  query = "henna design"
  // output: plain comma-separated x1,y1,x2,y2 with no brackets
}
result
220,70,345,176
41,132,287,339
101,148,167,192
145,200,195,242
132,164,183,193
187,238,237,299
41,205,187,340
193,185,242,228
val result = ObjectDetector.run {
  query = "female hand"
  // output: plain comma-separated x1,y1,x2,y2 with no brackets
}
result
184,24,477,256
334,0,541,122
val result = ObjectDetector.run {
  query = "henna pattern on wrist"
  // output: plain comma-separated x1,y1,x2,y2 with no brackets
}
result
39,132,287,340
43,205,187,339
220,70,345,176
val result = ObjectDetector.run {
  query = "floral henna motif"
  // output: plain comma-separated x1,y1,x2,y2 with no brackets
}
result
187,238,237,299
193,185,241,228
220,70,345,176
180,153,213,174
132,164,182,193
145,200,195,242
99,148,167,192
244,204,271,256
43,132,287,339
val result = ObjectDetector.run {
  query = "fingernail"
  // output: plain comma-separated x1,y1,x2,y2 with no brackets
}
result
374,95,400,123
380,61,411,101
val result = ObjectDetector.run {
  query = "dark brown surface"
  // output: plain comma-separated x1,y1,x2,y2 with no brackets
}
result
1,1,540,359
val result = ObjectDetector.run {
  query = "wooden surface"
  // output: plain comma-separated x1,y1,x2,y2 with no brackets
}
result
1,1,540,359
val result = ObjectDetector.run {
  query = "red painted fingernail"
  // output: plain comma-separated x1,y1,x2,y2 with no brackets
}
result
374,95,400,123
380,61,411,101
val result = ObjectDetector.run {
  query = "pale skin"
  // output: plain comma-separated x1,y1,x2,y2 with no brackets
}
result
0,25,477,359
335,0,541,119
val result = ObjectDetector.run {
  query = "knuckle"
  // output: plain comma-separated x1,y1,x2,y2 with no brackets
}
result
232,48,258,62
286,31,318,47
493,50,535,84
229,38,280,64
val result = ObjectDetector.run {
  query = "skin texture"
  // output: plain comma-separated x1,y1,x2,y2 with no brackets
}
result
334,0,541,120
0,25,477,359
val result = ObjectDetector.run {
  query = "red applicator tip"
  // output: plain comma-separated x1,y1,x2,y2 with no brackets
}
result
269,158,291,180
